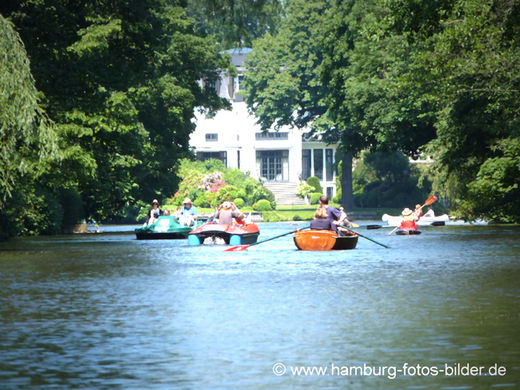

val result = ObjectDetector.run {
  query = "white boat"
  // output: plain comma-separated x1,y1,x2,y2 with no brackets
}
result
382,213,451,227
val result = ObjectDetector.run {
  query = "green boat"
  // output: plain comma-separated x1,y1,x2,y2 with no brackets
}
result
135,216,205,240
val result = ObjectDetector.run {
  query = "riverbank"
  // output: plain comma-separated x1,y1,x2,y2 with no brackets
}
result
163,204,403,223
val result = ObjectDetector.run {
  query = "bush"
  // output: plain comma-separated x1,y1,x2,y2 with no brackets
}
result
296,182,314,199
332,188,342,203
293,214,301,221
215,185,240,204
306,176,323,193
254,199,272,211
233,198,245,209
222,168,246,187
310,192,322,205
251,185,276,209
192,191,217,208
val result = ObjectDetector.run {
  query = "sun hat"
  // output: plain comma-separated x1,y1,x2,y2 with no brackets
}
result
402,208,413,216
183,198,192,204
152,199,159,205
222,201,232,210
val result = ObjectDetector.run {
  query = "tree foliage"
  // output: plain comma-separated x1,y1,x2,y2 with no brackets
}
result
0,14,62,239
245,0,520,221
352,151,431,208
186,0,284,49
1,0,232,236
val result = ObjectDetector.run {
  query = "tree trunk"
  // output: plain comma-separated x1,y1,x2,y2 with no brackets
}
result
341,151,355,209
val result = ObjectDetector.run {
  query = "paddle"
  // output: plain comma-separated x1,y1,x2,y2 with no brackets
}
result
366,224,395,230
370,221,444,230
387,195,438,236
337,224,390,248
225,227,309,252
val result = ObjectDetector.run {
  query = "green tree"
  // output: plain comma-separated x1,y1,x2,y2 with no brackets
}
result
3,0,231,221
0,14,61,239
186,0,284,48
320,0,441,209
352,151,431,208
382,0,520,221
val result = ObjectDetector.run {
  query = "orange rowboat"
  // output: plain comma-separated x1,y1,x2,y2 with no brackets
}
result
293,230,358,251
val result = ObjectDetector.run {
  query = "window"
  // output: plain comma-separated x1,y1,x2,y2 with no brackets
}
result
302,150,311,180
196,151,227,166
313,149,323,180
327,187,334,200
256,150,289,181
255,132,289,140
326,148,334,181
205,133,218,142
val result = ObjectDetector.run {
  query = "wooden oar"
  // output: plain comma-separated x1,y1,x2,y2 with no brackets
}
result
225,227,309,251
338,224,390,248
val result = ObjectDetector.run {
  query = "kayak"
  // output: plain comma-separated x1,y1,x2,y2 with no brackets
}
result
188,222,260,245
396,229,422,235
382,213,450,226
135,216,204,240
293,230,358,251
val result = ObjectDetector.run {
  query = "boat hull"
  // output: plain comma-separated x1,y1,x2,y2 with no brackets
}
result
382,213,450,227
135,231,190,240
293,230,358,251
135,216,202,240
332,235,359,250
396,229,422,235
188,223,260,245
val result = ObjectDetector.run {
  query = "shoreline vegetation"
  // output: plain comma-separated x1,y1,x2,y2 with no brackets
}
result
163,205,401,223
1,1,519,240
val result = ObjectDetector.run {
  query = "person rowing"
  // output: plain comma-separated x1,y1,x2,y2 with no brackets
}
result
310,206,333,230
399,208,418,231
318,195,342,232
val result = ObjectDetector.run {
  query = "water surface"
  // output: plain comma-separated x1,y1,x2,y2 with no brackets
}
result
1,223,519,389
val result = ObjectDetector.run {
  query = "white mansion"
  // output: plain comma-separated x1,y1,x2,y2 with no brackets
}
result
190,48,338,205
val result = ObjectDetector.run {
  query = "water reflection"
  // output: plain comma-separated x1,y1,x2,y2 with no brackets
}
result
0,223,519,388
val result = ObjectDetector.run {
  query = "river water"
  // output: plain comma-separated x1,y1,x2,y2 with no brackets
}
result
0,222,519,389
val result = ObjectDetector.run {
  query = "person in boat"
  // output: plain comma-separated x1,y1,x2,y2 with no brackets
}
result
178,198,198,226
423,207,435,218
214,201,244,225
318,195,342,232
163,209,170,216
146,199,162,224
310,206,333,230
400,208,418,231
414,204,423,220
336,206,354,235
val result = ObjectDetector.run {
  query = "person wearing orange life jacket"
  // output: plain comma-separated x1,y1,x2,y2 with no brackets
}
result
399,208,418,231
